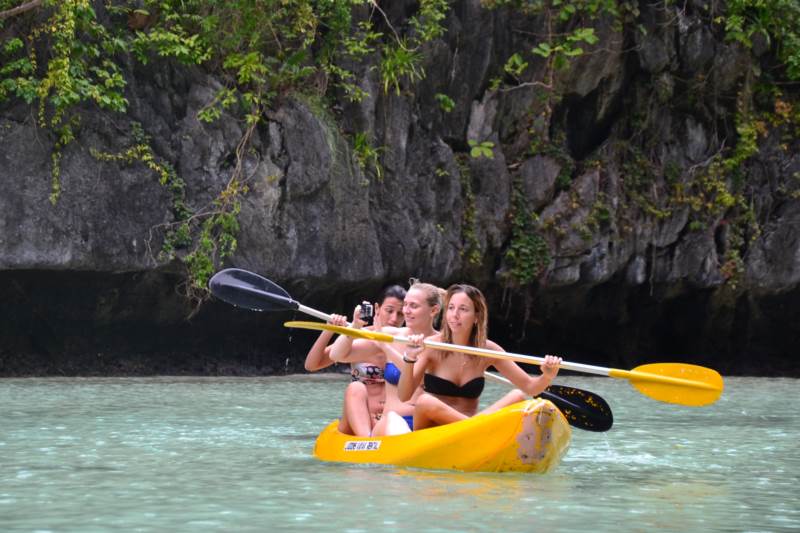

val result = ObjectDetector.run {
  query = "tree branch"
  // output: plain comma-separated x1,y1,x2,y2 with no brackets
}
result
0,0,43,21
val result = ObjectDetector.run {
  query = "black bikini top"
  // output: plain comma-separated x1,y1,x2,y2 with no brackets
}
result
424,373,485,399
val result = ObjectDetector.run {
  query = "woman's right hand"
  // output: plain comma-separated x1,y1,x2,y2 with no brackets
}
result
328,314,347,327
540,355,562,380
350,305,367,330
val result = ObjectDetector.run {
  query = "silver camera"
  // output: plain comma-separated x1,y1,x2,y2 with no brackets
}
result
359,301,374,322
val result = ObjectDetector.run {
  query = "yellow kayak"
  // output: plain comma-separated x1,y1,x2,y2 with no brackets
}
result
313,398,571,473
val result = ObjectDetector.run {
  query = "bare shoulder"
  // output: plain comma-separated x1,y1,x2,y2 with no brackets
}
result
486,339,505,352
423,333,446,361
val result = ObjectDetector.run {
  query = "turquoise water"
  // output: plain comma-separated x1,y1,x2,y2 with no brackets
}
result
0,375,797,532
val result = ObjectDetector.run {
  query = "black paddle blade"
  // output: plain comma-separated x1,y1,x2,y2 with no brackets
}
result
208,268,299,312
539,385,613,432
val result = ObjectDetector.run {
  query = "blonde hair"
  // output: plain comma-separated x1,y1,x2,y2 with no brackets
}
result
407,278,445,327
440,284,488,349
407,278,445,309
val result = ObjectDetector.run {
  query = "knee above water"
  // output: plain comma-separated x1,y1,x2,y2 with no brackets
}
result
415,393,439,411
344,381,368,399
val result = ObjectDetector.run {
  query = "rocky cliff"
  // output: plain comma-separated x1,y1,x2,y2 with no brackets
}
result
1,0,798,376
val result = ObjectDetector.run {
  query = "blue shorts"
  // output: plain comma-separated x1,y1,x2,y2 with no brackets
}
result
402,415,414,431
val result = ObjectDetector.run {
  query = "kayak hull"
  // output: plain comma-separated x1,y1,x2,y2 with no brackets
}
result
313,399,571,473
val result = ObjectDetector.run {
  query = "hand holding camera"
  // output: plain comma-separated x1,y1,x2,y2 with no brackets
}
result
359,301,374,324
351,301,373,329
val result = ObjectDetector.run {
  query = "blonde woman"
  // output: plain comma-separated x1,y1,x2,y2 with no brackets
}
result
330,279,444,436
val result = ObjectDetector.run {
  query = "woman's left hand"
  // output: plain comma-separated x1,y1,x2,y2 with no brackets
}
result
371,302,383,329
541,355,562,379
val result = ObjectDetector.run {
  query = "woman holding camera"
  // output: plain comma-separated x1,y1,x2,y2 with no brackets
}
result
329,279,444,436
303,285,406,436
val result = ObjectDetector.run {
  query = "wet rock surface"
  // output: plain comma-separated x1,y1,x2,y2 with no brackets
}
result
0,2,797,376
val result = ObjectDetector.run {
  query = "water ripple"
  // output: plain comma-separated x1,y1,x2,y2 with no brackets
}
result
0,376,796,532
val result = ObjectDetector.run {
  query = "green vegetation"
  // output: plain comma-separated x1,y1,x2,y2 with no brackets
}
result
0,0,449,297
504,181,551,285
90,122,243,301
722,0,800,79
90,122,189,223
456,156,482,266
1,0,798,295
480,0,630,124
435,92,455,112
352,131,383,182
503,52,528,78
482,0,798,290
379,39,424,95
468,139,495,159
531,26,599,71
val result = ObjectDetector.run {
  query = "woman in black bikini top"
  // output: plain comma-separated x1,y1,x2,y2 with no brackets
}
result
422,373,484,399
395,283,562,433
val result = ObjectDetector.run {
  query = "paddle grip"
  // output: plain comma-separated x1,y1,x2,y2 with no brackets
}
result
295,304,353,327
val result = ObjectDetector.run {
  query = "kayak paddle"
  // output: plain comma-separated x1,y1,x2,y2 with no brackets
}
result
485,372,612,432
209,268,333,321
283,321,724,407
209,268,614,431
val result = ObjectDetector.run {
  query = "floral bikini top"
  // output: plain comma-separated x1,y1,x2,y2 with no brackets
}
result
351,362,385,385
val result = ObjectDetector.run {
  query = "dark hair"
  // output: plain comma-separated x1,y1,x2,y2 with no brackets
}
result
378,284,406,304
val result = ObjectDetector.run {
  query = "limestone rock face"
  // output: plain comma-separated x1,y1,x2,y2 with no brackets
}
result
0,109,173,271
0,1,797,376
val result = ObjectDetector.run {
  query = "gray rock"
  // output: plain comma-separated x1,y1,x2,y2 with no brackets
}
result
746,200,800,291
561,17,625,98
626,255,648,285
1,1,798,375
638,29,672,74
678,15,715,74
518,155,560,210
0,112,172,272
684,116,709,162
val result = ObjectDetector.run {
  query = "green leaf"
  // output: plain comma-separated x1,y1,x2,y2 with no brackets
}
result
532,42,552,58
3,38,24,54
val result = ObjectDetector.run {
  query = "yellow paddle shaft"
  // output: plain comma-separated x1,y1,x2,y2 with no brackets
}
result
283,321,724,401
